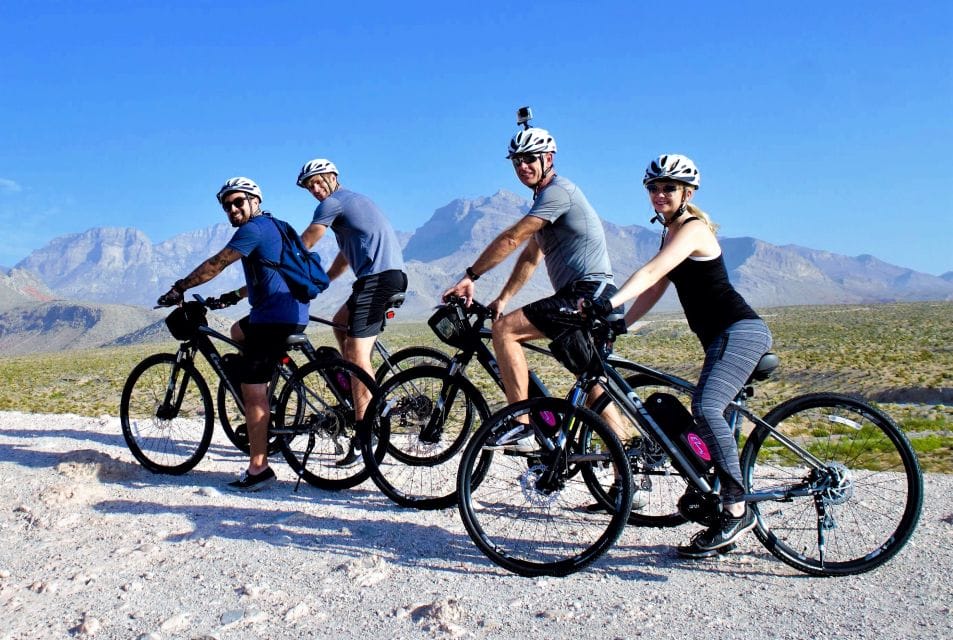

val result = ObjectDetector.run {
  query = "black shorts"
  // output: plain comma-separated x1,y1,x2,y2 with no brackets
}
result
346,270,408,338
522,280,619,340
237,317,306,384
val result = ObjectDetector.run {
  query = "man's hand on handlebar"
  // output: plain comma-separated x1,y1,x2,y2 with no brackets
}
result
156,287,184,308
206,290,242,310
442,278,475,307
487,297,507,321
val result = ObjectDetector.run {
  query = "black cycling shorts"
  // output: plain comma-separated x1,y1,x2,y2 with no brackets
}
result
522,279,619,340
346,270,408,338
237,317,306,384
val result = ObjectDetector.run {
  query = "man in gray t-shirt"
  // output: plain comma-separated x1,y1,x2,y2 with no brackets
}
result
443,125,618,450
298,158,408,430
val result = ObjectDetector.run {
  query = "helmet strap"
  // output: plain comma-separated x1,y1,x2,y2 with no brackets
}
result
531,154,555,196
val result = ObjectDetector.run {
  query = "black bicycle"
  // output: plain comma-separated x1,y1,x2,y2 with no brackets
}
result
456,308,923,577
365,296,646,510
120,296,314,473
267,293,450,491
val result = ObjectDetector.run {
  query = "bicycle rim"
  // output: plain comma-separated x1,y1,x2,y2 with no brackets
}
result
369,365,490,510
741,392,923,576
458,398,632,577
373,346,451,384
276,359,379,490
587,373,690,527
120,353,213,474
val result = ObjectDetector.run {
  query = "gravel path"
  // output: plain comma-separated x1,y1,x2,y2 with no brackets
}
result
0,411,949,640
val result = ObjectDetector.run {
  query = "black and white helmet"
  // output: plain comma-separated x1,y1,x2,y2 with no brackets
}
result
216,177,262,204
507,127,557,158
643,154,700,189
296,158,339,188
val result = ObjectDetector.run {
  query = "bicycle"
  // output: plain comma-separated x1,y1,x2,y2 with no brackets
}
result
271,293,451,491
120,296,315,474
456,307,924,577
365,296,647,510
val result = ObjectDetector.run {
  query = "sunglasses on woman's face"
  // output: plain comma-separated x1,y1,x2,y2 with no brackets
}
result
645,183,681,194
222,195,247,210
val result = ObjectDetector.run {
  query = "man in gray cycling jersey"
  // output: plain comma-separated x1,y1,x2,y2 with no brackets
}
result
296,158,407,441
443,124,619,451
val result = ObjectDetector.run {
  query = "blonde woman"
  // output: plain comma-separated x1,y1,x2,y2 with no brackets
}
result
585,154,773,557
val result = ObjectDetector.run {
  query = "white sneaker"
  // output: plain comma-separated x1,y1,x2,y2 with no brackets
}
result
484,423,537,452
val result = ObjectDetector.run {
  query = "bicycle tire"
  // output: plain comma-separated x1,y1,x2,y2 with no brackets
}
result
217,358,298,456
740,392,923,576
373,346,451,383
367,365,491,510
120,353,214,474
457,397,633,577
586,373,690,528
275,357,382,491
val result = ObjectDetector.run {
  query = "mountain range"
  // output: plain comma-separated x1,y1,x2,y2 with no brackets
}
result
2,189,952,355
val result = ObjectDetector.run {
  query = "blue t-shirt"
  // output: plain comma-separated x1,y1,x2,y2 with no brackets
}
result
226,213,309,325
311,188,405,279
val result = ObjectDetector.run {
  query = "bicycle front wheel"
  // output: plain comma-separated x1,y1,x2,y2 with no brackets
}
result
120,353,214,474
458,397,633,577
275,358,381,491
373,346,451,383
586,373,691,528
368,365,491,510
740,392,923,576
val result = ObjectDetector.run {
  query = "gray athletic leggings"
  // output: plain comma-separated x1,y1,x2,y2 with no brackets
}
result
691,318,773,504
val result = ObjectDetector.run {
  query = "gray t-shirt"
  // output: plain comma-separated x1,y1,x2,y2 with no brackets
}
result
527,175,614,290
311,188,405,279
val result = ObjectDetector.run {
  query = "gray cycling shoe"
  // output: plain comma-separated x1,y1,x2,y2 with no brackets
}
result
684,508,755,552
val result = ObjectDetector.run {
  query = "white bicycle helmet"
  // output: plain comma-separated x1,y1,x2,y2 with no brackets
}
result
216,177,262,204
643,154,700,189
507,127,557,158
296,158,339,188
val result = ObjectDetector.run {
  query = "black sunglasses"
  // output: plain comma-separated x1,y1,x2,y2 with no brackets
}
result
222,195,247,210
646,183,681,194
511,155,539,168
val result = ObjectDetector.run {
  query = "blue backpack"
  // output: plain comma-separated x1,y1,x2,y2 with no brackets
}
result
260,216,330,302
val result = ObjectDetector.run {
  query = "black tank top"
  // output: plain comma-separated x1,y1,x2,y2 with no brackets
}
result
665,219,759,347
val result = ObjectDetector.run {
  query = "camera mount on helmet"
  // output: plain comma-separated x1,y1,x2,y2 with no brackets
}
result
516,105,534,130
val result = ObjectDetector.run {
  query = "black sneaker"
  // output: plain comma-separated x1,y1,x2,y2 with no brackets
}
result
227,467,276,492
335,441,362,467
689,507,756,551
675,541,738,559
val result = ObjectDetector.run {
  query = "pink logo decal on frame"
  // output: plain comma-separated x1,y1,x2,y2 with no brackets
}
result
686,433,712,461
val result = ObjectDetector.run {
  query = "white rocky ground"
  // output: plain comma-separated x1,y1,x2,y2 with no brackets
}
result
0,411,949,640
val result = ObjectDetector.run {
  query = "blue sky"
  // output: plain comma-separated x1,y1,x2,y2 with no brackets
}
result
1,1,951,275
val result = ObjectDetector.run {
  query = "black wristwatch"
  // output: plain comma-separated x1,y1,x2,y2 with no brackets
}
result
465,266,480,281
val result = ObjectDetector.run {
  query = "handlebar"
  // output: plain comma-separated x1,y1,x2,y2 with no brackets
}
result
552,305,627,342
440,294,494,322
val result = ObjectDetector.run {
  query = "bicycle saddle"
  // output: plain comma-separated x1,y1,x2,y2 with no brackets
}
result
750,352,779,381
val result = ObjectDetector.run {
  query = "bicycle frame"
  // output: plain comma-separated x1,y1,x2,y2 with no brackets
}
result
576,354,831,503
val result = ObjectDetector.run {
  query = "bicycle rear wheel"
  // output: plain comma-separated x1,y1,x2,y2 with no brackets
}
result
740,392,923,576
275,358,381,491
586,373,690,528
373,346,451,383
367,365,491,510
120,353,214,474
217,358,297,456
458,397,633,577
